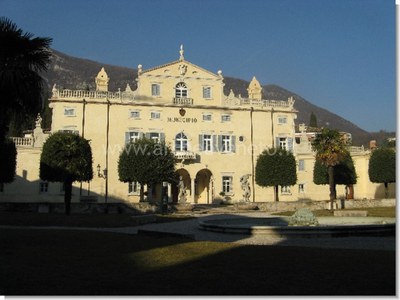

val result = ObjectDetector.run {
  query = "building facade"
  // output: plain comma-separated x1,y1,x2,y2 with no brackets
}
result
0,46,394,205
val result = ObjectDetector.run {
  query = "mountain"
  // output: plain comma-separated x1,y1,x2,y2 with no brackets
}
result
44,49,388,146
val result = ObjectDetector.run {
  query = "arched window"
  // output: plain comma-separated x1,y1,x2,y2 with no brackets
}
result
175,132,188,151
175,82,188,98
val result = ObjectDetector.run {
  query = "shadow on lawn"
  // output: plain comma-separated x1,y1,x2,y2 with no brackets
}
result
0,212,395,296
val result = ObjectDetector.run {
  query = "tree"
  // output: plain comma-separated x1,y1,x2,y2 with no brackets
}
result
0,17,52,142
311,128,348,209
0,139,17,183
313,151,357,198
255,147,297,202
309,112,318,128
40,132,93,215
118,138,175,202
368,147,395,198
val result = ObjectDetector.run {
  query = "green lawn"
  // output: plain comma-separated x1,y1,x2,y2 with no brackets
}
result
0,228,395,295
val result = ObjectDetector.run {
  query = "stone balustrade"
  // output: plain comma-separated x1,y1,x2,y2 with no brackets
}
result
173,97,194,105
173,151,196,160
12,137,33,147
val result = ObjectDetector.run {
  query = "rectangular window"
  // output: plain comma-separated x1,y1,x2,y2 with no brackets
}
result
149,132,160,143
298,184,305,193
221,114,231,122
281,186,291,194
222,176,233,194
278,116,287,124
0,183,4,192
203,134,212,152
151,84,160,96
151,111,160,119
130,110,140,119
127,131,140,143
202,113,212,121
279,137,287,150
39,181,49,193
128,182,141,195
203,87,212,99
298,159,305,171
221,135,231,152
64,107,76,116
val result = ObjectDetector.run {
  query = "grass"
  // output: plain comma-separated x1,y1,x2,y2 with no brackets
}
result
0,212,194,227
272,206,396,218
0,228,395,295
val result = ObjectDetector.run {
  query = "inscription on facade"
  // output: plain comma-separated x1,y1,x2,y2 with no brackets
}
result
167,117,197,123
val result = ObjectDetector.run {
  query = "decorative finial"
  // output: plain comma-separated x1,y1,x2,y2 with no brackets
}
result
179,44,184,61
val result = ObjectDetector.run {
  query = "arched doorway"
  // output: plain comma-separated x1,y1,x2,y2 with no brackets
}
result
171,168,191,203
195,169,213,204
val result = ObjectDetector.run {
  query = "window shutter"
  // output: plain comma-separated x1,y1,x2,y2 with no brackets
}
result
125,132,130,144
218,135,222,152
231,136,236,153
275,137,280,149
199,135,204,151
160,133,165,143
288,138,293,152
212,135,218,152
145,133,151,140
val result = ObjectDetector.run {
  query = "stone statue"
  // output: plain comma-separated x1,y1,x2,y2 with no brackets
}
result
35,114,42,128
240,174,251,202
177,176,187,203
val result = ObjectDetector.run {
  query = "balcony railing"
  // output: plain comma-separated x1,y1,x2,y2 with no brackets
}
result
173,97,193,105
12,137,33,147
173,151,196,160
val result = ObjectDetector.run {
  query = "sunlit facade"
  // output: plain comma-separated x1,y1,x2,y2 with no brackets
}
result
0,46,394,205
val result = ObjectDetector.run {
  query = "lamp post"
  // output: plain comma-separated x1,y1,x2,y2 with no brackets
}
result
162,181,168,214
97,164,108,213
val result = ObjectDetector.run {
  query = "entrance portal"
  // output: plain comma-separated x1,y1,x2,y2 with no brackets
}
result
195,169,213,204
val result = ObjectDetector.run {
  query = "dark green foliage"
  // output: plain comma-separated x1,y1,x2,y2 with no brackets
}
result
309,112,318,128
40,132,93,182
40,132,93,214
0,140,17,183
255,147,297,201
0,17,52,141
369,148,395,198
313,151,357,185
118,138,175,201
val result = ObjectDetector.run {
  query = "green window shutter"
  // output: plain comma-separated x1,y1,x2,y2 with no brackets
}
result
275,137,280,149
145,133,151,139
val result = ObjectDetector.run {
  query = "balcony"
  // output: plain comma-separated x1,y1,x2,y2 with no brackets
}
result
173,97,193,105
12,137,33,147
173,151,196,160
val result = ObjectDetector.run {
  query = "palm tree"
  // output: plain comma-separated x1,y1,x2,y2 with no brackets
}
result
0,17,52,142
311,128,348,210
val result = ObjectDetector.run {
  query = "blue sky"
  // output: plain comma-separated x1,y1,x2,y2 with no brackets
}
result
1,0,396,132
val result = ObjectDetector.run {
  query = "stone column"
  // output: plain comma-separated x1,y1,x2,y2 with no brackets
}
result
191,178,196,204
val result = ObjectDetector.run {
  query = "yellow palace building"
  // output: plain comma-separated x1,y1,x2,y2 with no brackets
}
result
0,46,394,206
